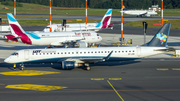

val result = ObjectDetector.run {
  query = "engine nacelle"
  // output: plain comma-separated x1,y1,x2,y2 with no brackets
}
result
146,14,150,17
76,41,88,48
62,61,77,70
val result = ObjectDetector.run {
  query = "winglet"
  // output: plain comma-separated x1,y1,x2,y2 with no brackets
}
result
103,50,113,61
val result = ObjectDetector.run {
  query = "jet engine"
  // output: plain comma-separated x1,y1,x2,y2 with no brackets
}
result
62,61,83,70
75,41,88,48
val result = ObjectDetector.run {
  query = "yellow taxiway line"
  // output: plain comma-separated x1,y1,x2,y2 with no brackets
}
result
107,80,124,101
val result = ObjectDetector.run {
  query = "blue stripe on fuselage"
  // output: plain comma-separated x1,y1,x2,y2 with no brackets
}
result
15,56,141,64
25,32,41,39
96,21,101,28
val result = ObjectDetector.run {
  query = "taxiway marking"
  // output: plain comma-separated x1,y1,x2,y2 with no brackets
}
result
107,80,124,101
5,84,67,91
0,70,60,76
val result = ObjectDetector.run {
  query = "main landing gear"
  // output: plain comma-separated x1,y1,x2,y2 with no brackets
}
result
83,63,91,71
20,63,25,70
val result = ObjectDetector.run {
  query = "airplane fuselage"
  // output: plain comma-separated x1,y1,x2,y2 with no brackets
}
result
4,46,166,64
123,10,157,16
11,31,102,46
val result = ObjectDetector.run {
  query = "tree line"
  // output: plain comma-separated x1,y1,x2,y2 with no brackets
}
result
0,0,180,9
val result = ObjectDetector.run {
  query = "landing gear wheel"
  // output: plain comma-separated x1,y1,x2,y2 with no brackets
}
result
20,64,24,70
85,66,91,71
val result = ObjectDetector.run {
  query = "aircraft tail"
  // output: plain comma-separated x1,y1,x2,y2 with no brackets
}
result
96,9,112,29
7,13,26,36
143,23,171,47
123,5,128,11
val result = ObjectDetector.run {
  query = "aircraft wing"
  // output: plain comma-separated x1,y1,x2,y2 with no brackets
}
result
50,38,83,46
138,12,147,16
59,51,113,64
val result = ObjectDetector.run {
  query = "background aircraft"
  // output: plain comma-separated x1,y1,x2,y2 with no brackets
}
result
0,13,102,47
43,9,113,32
120,5,157,17
4,23,171,71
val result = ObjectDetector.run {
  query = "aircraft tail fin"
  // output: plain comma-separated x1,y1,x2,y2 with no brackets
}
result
143,23,171,47
96,9,112,29
7,13,26,36
123,5,128,11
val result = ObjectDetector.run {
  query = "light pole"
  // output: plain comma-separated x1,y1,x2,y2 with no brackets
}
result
14,0,16,18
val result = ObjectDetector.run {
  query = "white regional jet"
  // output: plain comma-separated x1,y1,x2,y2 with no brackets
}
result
43,9,113,32
121,5,157,17
0,13,102,47
4,23,171,71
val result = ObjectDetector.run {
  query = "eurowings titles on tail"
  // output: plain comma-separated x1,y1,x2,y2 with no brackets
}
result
4,23,171,71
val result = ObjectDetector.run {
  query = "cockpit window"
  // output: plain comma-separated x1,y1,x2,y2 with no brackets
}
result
97,34,100,36
12,52,18,56
45,27,50,29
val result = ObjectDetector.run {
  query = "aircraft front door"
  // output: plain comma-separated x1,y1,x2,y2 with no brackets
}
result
24,50,29,60
136,47,141,57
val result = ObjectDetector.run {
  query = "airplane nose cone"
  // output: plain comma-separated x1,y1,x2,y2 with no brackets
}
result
99,36,102,41
4,57,10,63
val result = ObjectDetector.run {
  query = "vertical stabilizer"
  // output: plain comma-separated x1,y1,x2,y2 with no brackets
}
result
7,13,26,35
123,5,128,11
143,23,171,47
96,9,112,29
